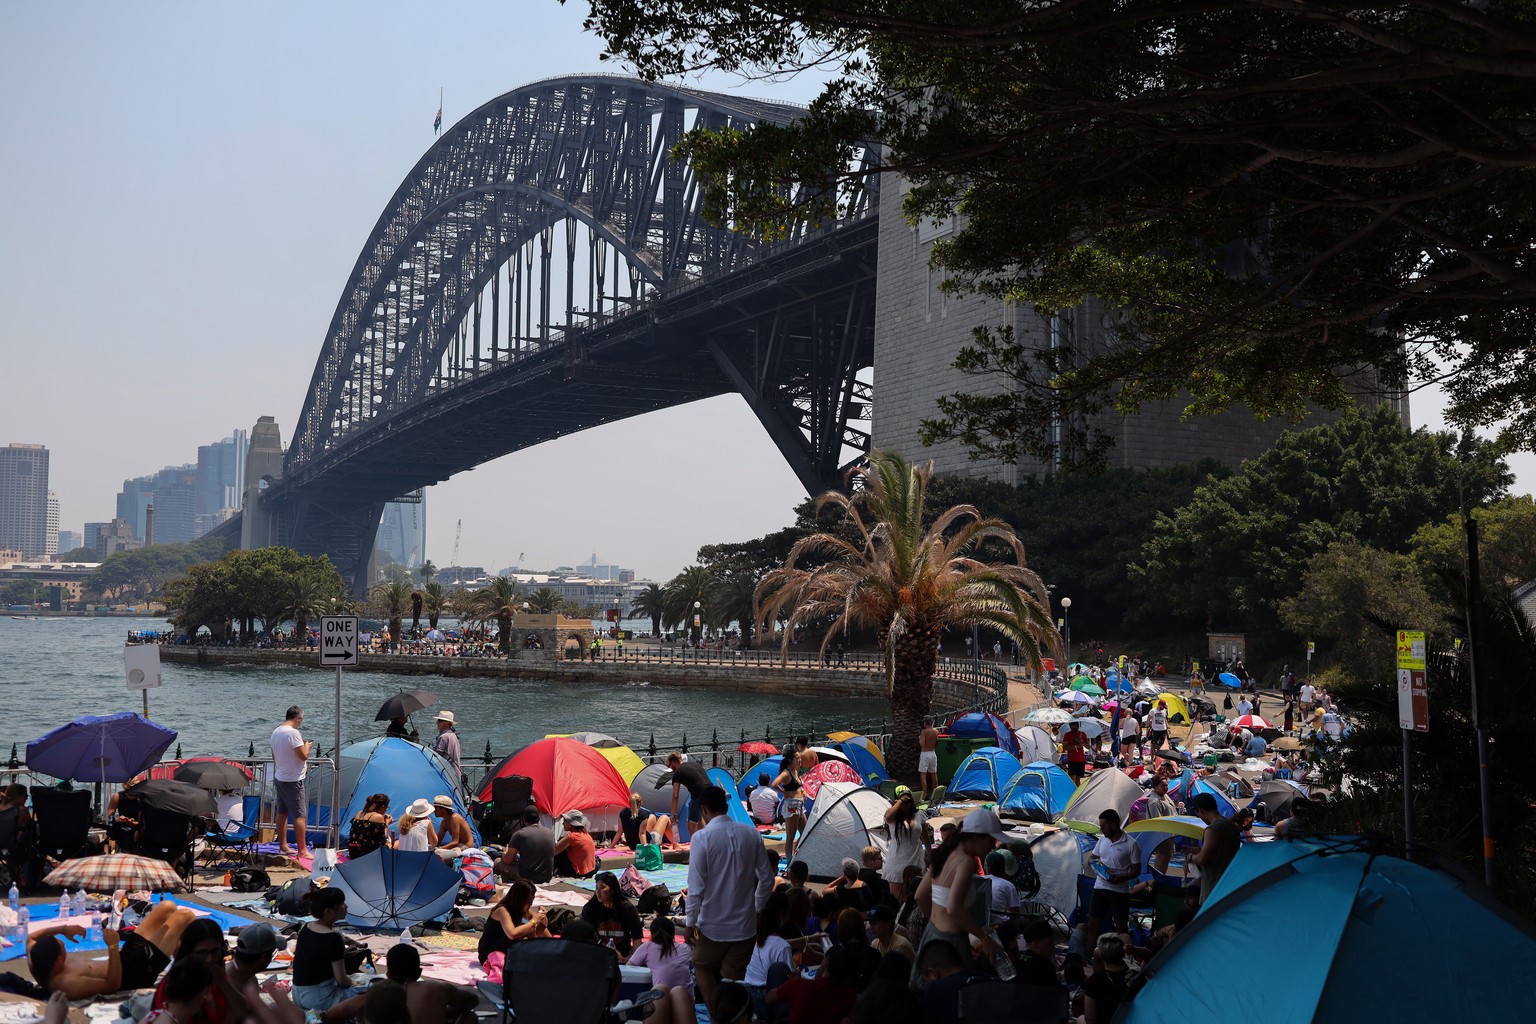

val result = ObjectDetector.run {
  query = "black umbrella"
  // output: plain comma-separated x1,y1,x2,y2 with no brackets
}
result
130,778,217,817
374,689,440,722
172,760,251,791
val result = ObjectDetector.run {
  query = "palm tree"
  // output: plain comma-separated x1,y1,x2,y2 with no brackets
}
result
282,575,333,644
664,565,714,642
371,580,413,651
629,582,666,637
528,587,564,614
422,582,447,629
471,577,524,654
756,450,1059,781
709,573,760,648
418,560,438,584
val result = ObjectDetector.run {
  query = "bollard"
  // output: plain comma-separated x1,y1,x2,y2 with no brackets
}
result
681,732,688,754
248,741,256,758
483,740,493,764
5,745,16,770
647,733,657,758
176,743,182,760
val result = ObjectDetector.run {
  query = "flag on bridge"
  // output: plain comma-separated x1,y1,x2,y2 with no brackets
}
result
433,106,442,134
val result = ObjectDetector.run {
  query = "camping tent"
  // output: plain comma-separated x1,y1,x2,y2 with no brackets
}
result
1119,838,1536,1022
825,740,889,786
1059,767,1143,828
947,747,1025,800
1188,778,1236,818
737,756,784,799
1152,692,1191,723
1014,725,1056,765
478,738,630,833
1026,827,1088,925
998,762,1075,822
309,737,473,844
1125,816,1206,876
631,762,689,824
945,713,1022,757
1249,779,1310,824
544,732,647,784
707,766,754,826
793,785,890,881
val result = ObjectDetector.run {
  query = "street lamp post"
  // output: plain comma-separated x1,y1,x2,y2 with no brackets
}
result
693,600,702,649
1060,597,1072,665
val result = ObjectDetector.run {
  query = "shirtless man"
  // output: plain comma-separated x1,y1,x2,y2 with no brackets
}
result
322,944,477,1024
29,903,197,998
792,736,819,775
430,795,474,859
918,717,940,799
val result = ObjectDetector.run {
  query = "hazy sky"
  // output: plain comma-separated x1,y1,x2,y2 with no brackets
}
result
4,3,1531,582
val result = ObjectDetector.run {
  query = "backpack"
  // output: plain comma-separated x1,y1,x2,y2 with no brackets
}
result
633,843,663,872
618,864,651,900
1011,847,1042,901
229,866,271,893
1223,695,1233,711
636,883,672,917
274,877,313,916
459,849,496,898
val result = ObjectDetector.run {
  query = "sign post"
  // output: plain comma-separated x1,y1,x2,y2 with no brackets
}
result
320,616,358,848
124,643,162,718
1305,640,1314,682
1396,629,1428,848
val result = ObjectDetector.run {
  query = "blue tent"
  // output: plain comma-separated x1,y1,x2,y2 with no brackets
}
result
947,747,1024,800
826,742,890,786
312,737,475,844
708,766,754,826
997,761,1074,820
1102,673,1135,694
946,713,1021,757
737,756,784,800
1119,838,1536,1022
1189,778,1236,818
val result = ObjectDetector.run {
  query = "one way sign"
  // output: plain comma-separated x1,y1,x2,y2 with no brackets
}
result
320,615,359,667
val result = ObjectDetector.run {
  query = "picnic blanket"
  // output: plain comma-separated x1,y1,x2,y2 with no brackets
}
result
0,896,255,962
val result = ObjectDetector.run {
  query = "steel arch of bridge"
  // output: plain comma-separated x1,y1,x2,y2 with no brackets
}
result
270,75,879,590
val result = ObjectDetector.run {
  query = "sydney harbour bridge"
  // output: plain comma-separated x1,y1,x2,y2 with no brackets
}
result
217,75,881,592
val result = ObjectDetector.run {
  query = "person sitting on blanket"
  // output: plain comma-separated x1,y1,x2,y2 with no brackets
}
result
580,870,645,956
553,810,598,877
143,956,215,1024
29,901,196,997
289,887,368,1011
626,916,698,1024
619,792,674,849
151,919,246,1024
322,943,479,1024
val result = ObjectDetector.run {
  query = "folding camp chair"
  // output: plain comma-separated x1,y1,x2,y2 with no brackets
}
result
0,804,33,891
958,981,1071,1024
475,939,658,1024
475,775,533,843
137,806,198,890
921,785,947,810
203,812,259,866
30,787,94,876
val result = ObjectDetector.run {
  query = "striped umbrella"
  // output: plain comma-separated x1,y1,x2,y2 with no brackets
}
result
45,853,183,893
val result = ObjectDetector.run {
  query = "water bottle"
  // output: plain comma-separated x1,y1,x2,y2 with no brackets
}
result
58,891,70,919
7,883,17,912
990,928,1016,981
17,905,29,946
398,928,412,946
72,891,87,919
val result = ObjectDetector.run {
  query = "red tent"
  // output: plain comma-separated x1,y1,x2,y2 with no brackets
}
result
476,737,630,815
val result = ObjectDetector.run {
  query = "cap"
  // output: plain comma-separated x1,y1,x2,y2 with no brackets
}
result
234,924,284,959
406,798,433,818
984,848,1018,877
436,710,455,724
867,905,895,924
433,794,455,809
959,807,1006,844
894,785,912,797
563,809,589,829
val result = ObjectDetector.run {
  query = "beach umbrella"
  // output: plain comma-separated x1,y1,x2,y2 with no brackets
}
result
1025,708,1073,725
1215,672,1242,688
798,759,862,800
46,853,183,892
1058,691,1097,706
738,741,780,755
1231,715,1272,730
374,689,440,722
27,713,177,784
331,849,460,929
131,778,217,817
425,629,445,641
173,759,251,791
826,732,885,764
1152,748,1193,766
1070,677,1105,696
1271,736,1305,751
1068,717,1108,738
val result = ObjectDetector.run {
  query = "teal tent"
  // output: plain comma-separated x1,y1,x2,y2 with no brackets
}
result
1119,837,1536,1023
947,746,1024,800
997,761,1074,821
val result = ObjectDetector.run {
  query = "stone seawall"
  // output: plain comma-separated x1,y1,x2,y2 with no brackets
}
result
157,646,993,708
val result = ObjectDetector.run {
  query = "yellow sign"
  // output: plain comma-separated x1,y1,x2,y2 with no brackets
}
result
1306,641,1315,655
1396,630,1426,671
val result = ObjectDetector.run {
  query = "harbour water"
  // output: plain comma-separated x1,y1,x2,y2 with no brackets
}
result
0,617,887,763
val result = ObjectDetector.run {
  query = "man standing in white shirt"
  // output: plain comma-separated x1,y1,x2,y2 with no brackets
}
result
1299,681,1316,716
1085,808,1139,936
270,706,313,858
686,785,774,1018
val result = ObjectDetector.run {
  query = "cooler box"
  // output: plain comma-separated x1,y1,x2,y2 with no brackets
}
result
619,965,653,1002
935,737,990,786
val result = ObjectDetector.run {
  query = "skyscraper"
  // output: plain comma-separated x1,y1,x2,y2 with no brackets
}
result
0,444,50,558
46,492,59,557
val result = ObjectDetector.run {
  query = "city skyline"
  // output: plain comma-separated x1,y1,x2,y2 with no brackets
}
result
5,3,1532,584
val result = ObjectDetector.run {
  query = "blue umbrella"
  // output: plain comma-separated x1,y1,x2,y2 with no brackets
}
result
331,849,461,928
26,712,177,784
1215,672,1242,688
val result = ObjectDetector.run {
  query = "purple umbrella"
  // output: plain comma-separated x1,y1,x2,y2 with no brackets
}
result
27,712,177,784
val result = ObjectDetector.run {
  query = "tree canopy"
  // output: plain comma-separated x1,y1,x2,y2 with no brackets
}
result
577,0,1536,463
88,536,229,602
162,547,344,635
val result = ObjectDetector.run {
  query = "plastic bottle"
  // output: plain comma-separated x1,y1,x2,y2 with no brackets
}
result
990,928,1016,981
398,928,412,946
7,883,17,912
72,891,87,919
58,891,70,919
17,905,29,946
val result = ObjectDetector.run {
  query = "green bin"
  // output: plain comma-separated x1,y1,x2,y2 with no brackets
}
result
935,737,991,787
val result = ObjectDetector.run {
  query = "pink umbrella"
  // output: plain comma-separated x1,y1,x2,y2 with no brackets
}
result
1231,714,1272,729
800,760,861,799
1102,700,1120,711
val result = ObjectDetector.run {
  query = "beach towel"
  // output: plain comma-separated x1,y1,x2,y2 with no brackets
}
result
0,896,254,961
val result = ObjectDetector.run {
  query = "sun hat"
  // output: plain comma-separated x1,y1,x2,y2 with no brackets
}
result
406,798,432,818
432,794,455,809
563,809,589,829
436,710,455,724
959,807,1007,844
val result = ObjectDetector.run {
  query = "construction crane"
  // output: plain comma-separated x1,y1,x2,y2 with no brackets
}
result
450,519,461,579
